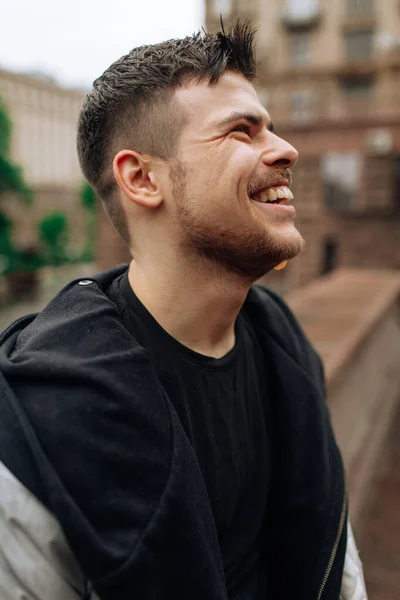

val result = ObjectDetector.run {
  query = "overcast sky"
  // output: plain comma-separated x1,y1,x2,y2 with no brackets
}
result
0,0,204,90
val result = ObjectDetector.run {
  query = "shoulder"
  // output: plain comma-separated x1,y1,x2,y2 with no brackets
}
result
3,264,170,428
10,265,135,361
0,267,177,590
0,264,173,510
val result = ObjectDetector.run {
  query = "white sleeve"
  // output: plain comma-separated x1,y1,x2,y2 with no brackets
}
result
0,461,100,600
340,520,368,600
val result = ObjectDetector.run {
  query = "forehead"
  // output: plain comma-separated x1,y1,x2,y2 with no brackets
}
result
175,71,269,133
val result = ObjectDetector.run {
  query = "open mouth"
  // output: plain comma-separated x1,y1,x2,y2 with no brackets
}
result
249,185,294,204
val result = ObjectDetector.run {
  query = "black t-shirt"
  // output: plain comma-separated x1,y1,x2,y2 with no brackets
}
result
107,272,272,599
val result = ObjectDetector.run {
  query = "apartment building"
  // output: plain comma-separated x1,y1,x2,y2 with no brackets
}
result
207,0,400,290
0,68,86,248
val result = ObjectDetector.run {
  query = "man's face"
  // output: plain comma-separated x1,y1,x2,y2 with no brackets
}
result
167,71,304,280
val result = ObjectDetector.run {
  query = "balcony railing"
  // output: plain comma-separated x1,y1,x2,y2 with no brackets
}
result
271,91,400,129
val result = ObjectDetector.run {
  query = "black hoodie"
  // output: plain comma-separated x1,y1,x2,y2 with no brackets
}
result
0,266,346,599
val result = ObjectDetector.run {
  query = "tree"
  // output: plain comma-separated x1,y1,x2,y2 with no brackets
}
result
0,211,14,275
0,93,35,279
79,181,97,262
38,212,69,266
0,94,33,204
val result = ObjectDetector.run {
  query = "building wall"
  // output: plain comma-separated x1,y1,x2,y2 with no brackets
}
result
96,202,131,270
0,69,87,251
0,69,84,186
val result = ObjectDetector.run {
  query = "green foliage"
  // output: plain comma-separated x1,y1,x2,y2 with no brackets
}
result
0,155,34,203
0,95,12,156
38,211,69,266
0,210,42,275
0,180,98,278
79,181,97,262
0,210,12,237
0,94,33,204
0,101,98,278
0,211,14,273
0,95,35,278
80,181,96,212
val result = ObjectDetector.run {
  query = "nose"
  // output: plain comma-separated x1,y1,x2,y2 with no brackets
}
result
261,133,298,169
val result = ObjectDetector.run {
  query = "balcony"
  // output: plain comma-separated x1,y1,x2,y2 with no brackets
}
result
271,88,400,130
282,0,322,30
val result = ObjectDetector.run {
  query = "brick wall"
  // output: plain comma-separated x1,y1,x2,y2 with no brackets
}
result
328,212,400,270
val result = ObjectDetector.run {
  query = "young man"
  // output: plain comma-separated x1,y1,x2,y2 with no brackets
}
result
0,23,366,600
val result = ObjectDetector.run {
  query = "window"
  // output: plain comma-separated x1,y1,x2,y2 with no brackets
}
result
291,90,312,124
321,238,338,275
344,30,374,61
322,153,362,209
213,0,231,18
341,78,374,97
285,0,319,20
290,32,311,67
340,79,373,118
346,0,374,17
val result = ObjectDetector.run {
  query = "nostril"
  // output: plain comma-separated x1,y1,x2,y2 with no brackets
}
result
272,158,292,167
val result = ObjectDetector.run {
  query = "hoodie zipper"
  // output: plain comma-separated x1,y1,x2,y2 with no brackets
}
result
317,483,348,600
83,580,93,599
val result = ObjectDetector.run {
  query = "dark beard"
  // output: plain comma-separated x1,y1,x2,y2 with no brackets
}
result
177,215,303,279
171,161,304,281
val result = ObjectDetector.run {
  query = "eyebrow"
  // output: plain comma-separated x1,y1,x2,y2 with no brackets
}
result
214,111,275,132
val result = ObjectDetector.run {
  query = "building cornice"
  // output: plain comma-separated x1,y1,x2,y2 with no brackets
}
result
0,67,85,99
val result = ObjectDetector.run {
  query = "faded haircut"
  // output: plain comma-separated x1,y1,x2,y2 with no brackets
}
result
77,21,257,242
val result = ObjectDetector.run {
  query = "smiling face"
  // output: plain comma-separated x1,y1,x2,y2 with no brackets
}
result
157,71,304,280
165,71,305,280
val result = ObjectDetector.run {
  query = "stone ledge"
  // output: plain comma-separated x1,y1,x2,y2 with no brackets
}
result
286,267,400,394
286,267,400,527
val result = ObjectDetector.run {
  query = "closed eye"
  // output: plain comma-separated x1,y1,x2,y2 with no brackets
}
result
231,124,251,136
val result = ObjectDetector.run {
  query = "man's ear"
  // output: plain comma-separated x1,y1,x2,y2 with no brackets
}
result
113,150,163,208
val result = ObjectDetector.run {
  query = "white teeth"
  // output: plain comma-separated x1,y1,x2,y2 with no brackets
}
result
258,191,269,203
283,186,294,200
252,185,294,203
267,188,278,201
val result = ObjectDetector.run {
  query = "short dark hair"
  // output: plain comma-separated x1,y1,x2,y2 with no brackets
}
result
77,21,257,242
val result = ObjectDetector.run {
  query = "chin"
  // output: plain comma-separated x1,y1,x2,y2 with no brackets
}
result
260,223,305,261
177,207,305,280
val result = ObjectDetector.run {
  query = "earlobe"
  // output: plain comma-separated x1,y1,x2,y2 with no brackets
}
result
113,150,163,208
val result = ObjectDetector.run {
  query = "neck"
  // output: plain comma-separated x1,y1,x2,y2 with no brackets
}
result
127,255,252,359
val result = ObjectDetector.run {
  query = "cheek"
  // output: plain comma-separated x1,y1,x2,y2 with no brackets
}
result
230,145,259,189
186,144,257,203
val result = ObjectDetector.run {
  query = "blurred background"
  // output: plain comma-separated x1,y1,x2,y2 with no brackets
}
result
0,0,399,596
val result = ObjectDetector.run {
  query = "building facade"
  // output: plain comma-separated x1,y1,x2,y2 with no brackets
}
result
0,68,86,249
207,0,400,291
